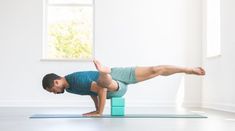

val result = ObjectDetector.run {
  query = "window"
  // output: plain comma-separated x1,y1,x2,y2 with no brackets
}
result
206,0,221,58
43,0,94,60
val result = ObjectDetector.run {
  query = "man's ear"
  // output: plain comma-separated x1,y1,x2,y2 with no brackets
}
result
54,80,59,85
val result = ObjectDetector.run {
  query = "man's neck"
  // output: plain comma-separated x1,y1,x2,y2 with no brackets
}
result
62,77,69,88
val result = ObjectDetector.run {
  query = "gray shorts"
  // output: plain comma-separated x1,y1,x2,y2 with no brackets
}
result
107,67,137,99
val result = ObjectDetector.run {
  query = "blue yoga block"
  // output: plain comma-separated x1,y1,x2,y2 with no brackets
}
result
111,106,125,116
111,97,125,107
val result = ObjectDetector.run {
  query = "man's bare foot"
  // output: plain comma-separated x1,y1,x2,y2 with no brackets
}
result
93,59,111,74
188,67,206,75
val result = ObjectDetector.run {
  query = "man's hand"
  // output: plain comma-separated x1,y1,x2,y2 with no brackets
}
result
82,110,97,116
82,111,101,117
84,86,107,117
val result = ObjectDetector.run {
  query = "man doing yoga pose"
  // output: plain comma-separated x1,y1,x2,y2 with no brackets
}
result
42,60,205,116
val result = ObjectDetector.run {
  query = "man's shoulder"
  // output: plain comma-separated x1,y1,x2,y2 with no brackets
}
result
66,71,98,77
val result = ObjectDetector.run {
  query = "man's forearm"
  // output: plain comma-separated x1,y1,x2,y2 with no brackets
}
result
97,88,107,114
90,95,99,110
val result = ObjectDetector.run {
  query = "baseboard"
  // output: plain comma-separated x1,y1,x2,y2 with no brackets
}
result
0,100,201,108
182,101,202,107
0,100,94,107
126,100,176,107
202,102,235,113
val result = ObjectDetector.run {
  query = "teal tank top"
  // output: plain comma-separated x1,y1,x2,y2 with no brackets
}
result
65,71,99,96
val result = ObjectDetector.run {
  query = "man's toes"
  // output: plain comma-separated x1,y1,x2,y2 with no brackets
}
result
93,60,102,70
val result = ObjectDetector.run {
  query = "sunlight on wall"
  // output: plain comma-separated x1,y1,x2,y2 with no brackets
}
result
206,0,221,57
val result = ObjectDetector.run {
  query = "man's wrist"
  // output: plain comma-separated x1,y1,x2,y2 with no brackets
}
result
96,110,103,115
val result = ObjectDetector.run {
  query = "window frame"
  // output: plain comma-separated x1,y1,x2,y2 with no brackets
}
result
41,0,95,61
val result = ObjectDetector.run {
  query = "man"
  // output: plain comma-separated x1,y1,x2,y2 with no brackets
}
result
42,60,205,117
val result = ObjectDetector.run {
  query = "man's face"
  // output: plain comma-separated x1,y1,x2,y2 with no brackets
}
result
47,79,65,94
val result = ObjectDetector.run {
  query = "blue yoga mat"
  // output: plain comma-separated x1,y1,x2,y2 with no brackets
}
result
30,114,207,119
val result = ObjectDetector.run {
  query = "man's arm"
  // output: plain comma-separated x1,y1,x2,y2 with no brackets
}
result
82,95,99,116
97,87,107,115
91,95,99,111
82,87,107,116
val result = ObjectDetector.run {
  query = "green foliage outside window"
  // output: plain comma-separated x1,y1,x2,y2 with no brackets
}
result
49,21,92,59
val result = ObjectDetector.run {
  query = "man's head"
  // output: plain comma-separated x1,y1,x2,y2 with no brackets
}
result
42,73,66,94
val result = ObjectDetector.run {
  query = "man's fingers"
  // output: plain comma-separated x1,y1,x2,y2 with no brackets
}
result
82,111,97,116
83,113,101,117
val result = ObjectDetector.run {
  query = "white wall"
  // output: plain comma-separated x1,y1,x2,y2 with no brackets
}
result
202,0,235,112
0,0,202,107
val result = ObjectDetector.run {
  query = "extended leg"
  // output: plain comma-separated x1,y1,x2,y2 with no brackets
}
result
135,65,206,82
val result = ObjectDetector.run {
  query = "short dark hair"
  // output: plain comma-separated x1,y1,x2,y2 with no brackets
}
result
42,73,61,90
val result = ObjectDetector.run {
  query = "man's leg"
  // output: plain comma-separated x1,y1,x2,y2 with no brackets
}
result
93,60,205,86
93,60,118,92
135,65,206,82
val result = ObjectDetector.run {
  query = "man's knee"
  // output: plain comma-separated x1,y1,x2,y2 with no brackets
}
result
97,74,113,87
152,66,167,76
